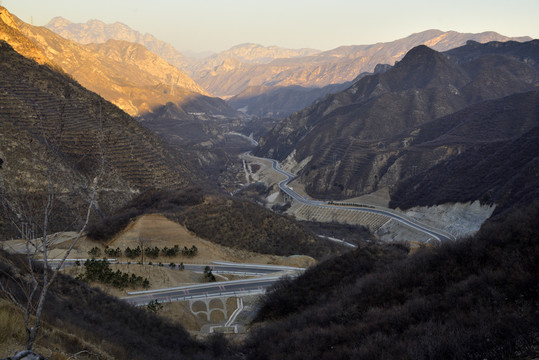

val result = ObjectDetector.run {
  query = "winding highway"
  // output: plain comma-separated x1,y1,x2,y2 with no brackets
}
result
244,153,455,242
123,152,454,307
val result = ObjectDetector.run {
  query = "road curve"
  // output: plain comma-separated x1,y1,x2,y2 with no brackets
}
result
244,153,455,242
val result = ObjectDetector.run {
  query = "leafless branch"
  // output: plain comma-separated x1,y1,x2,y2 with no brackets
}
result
0,100,107,352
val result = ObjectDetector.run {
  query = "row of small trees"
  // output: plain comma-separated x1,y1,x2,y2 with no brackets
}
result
88,244,198,259
76,259,150,290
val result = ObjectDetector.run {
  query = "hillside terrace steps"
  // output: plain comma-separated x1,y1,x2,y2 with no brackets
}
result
0,78,190,190
293,203,389,231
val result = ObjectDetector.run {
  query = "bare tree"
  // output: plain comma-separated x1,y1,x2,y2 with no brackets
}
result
0,103,106,354
137,235,152,265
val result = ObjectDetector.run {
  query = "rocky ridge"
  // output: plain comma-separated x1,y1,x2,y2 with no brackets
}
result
44,19,531,99
0,7,51,66
192,29,531,97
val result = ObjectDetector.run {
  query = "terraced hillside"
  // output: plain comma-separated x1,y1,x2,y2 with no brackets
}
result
292,203,390,231
0,40,197,238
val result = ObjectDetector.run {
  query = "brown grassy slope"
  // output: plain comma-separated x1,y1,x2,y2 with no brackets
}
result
0,40,198,239
168,195,342,259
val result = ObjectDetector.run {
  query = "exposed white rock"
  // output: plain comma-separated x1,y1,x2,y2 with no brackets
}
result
403,201,496,239
281,150,312,175
265,191,280,203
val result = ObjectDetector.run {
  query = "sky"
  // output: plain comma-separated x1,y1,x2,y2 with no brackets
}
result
3,0,538,54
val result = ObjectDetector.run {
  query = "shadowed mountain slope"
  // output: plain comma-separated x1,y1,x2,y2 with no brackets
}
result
389,90,539,215
228,82,354,119
255,41,538,203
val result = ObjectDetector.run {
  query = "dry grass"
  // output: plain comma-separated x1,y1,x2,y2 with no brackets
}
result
0,299,26,355
0,299,110,359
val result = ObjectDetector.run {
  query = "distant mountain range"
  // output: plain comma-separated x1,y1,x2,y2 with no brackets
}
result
228,64,392,119
45,17,531,101
0,8,242,156
188,30,532,98
14,16,220,117
256,40,539,213
45,16,192,73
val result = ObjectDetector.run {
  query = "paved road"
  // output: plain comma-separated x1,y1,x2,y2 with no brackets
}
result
183,262,304,276
122,276,288,306
244,153,455,242
45,259,303,277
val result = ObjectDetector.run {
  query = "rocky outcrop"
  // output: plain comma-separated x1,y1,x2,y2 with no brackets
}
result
0,7,51,66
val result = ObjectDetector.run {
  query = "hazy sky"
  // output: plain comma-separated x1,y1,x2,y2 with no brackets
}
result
4,0,538,54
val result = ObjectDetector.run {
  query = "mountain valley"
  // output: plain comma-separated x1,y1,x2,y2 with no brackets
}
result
0,5,538,359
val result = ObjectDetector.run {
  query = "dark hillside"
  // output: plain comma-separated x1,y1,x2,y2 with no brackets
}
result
245,200,539,359
169,195,337,259
390,90,539,214
255,41,538,200
228,82,352,118
255,243,409,321
445,39,539,73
